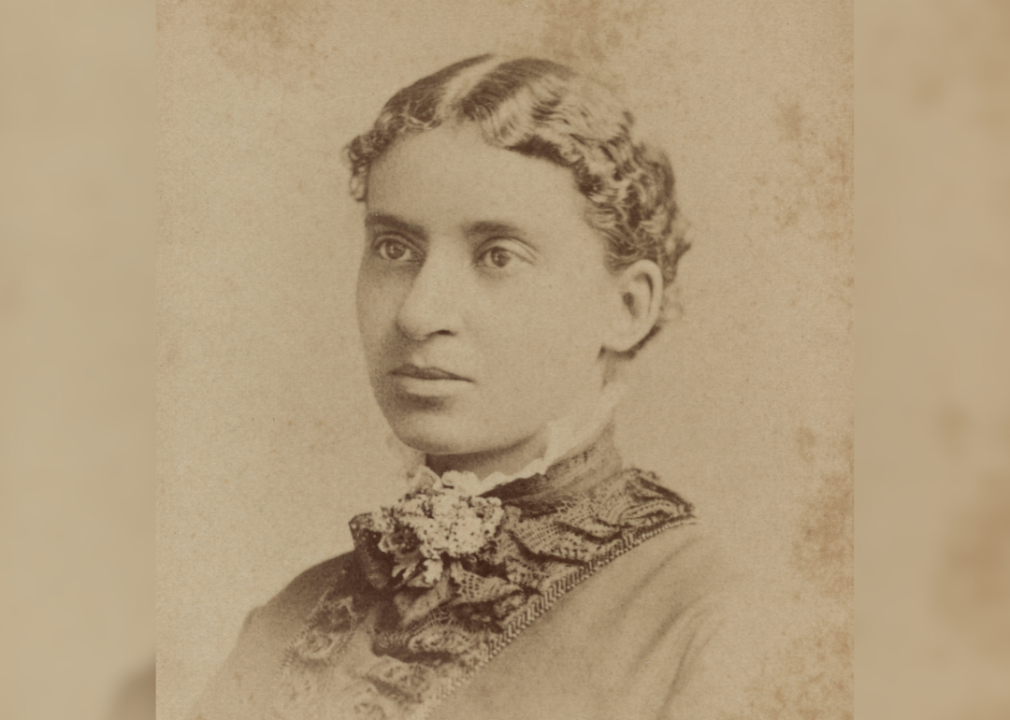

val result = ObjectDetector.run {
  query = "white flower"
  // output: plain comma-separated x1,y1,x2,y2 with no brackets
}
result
369,507,395,535
408,466,441,493
438,470,483,496
419,558,443,586
391,549,424,580
370,469,506,588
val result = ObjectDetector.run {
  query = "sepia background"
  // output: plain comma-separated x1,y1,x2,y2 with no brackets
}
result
0,1,155,720
157,1,852,718
0,1,1007,720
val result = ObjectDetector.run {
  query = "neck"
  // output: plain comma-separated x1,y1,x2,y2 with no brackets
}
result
425,380,624,482
427,431,549,479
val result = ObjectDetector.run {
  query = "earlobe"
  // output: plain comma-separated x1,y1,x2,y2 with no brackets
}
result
602,260,664,354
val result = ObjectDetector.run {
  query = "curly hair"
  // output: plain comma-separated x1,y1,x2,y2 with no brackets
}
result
347,55,690,355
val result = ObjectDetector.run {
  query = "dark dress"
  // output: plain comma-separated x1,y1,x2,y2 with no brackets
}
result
189,427,777,720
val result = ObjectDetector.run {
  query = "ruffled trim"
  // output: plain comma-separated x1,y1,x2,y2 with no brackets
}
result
387,382,627,495
277,462,693,720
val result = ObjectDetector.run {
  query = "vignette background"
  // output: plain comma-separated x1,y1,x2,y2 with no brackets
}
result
158,1,852,719
10,0,1010,719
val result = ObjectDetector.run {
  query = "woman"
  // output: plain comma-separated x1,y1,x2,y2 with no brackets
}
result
190,55,773,720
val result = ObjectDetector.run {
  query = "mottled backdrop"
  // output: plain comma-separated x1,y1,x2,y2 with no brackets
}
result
857,0,1010,717
9,2,1010,720
157,1,853,719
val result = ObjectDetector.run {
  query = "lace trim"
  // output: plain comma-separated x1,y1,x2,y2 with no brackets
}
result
386,382,628,496
409,512,695,720
275,469,694,720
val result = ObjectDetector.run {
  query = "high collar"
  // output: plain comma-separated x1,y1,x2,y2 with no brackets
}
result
484,421,623,508
289,447,694,720
386,382,627,497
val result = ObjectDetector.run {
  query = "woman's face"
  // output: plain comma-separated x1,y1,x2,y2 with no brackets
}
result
357,124,621,476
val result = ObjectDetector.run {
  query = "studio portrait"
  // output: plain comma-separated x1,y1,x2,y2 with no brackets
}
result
158,2,853,719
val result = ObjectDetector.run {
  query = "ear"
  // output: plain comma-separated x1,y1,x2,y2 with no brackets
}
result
602,259,664,354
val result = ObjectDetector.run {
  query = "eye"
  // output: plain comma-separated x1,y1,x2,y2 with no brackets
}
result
481,246,514,269
374,236,420,263
477,240,534,272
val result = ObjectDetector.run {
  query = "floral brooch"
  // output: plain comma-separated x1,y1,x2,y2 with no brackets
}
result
365,467,505,589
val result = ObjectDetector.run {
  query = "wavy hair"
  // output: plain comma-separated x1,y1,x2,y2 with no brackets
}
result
346,55,690,355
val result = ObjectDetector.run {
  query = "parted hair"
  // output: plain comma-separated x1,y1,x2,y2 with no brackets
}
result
346,54,689,355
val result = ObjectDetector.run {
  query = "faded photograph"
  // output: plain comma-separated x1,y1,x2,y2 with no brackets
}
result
856,1,1010,718
158,3,853,720
0,2,154,720
9,0,1010,719
187,55,782,720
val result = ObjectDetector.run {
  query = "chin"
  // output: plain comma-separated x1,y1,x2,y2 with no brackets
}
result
385,412,477,456
385,407,527,460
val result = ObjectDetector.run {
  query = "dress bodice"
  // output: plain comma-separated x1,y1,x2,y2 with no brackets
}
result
274,425,694,720
188,427,773,720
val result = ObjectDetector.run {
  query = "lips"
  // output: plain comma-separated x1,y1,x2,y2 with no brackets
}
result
391,364,470,382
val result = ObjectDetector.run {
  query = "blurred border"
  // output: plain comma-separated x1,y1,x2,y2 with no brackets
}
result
1,0,1007,719
0,2,154,720
856,0,1010,718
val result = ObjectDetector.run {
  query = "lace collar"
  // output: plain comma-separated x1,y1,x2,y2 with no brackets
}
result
386,381,627,496
279,424,694,720
348,420,681,624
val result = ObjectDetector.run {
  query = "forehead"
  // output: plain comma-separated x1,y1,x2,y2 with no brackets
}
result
366,125,590,233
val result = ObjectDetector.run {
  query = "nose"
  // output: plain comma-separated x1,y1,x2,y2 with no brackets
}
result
395,249,464,341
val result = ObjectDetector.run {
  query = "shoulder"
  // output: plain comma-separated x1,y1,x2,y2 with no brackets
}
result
602,473,745,613
588,473,788,713
239,551,367,667
257,552,357,630
597,515,755,650
630,522,791,720
187,552,358,720
439,510,777,720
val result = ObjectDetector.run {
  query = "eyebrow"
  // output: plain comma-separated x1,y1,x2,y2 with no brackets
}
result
367,215,530,243
365,212,426,238
464,220,527,240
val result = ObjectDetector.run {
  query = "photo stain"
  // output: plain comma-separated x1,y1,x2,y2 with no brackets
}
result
792,428,854,601
758,95,853,244
935,473,1010,656
107,661,155,720
514,0,666,68
795,425,818,465
742,616,853,720
936,401,971,457
775,100,806,144
938,700,1010,720
200,0,335,84
793,470,854,599
771,427,854,718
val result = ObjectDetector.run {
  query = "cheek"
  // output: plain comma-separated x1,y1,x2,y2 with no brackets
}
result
481,274,608,370
356,267,397,353
538,270,611,340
